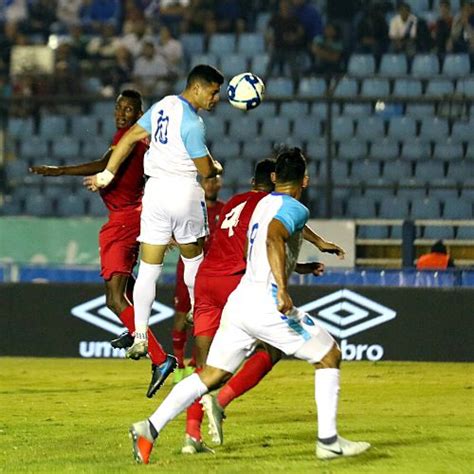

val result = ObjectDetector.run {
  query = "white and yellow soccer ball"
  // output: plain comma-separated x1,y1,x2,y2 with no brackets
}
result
227,72,265,111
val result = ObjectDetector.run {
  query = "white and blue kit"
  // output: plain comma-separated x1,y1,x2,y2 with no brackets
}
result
207,192,336,373
136,95,209,245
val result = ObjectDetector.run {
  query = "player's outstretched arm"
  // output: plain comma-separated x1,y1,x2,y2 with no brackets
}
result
267,219,293,314
295,261,325,276
302,224,345,259
193,154,223,178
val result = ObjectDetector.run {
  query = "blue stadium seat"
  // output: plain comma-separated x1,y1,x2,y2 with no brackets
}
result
297,78,326,98
260,117,291,140
356,116,385,141
319,160,349,183
425,79,454,96
342,103,372,117
52,137,81,160
442,54,470,78
360,78,390,98
401,139,430,161
422,226,455,239
39,115,67,138
5,160,28,186
228,116,259,140
379,196,409,218
250,54,270,77
266,78,294,98
396,187,427,201
379,54,408,77
383,160,412,180
220,54,248,77
357,225,389,239
292,116,320,141
24,194,53,216
181,33,205,56
332,116,354,140
215,102,241,121
428,188,458,201
457,226,474,239
369,139,399,161
455,78,474,97
306,139,332,162
465,142,474,159
190,53,218,69
443,198,472,218
280,101,309,119
222,159,253,185
347,54,375,77
410,197,441,218
237,33,265,56
82,137,110,159
101,118,117,138
88,196,107,217
310,103,332,118
204,115,227,142
406,104,435,118
7,117,34,137
0,194,23,215
241,138,273,160
414,161,445,181
211,138,240,160
447,161,474,181
432,140,463,161
351,160,381,181
20,136,49,159
70,115,98,139
92,101,115,118
338,139,366,161
392,78,422,97
364,181,395,199
388,116,417,140
56,194,86,217
346,196,377,218
451,121,471,142
208,34,236,55
411,54,439,78
248,101,277,120
334,77,358,97
420,117,449,141
43,181,74,200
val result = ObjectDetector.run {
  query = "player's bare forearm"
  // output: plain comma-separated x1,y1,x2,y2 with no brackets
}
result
302,225,345,259
295,262,325,276
31,152,110,177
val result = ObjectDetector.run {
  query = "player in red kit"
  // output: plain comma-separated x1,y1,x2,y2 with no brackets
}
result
172,175,224,384
30,90,177,398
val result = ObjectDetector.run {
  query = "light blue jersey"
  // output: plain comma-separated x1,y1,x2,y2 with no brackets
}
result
137,95,208,179
242,192,309,289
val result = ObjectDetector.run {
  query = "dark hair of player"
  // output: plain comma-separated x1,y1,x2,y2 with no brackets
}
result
119,89,143,110
275,147,307,184
186,65,224,87
254,158,276,188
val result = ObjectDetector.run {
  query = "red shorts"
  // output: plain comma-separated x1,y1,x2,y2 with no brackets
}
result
194,273,243,338
99,208,140,281
174,258,191,313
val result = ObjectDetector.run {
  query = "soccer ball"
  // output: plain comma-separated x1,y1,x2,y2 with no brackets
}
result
227,72,265,111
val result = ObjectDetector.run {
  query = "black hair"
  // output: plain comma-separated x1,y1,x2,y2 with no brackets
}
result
118,89,143,110
186,64,224,88
274,147,307,184
253,158,276,188
431,240,447,254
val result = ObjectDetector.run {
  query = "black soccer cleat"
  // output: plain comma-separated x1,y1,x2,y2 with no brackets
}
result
146,355,178,398
110,331,134,349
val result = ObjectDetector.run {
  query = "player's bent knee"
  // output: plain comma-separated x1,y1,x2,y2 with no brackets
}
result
315,343,341,370
199,366,230,391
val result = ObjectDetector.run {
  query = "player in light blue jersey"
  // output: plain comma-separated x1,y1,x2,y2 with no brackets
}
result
89,65,224,395
128,148,371,463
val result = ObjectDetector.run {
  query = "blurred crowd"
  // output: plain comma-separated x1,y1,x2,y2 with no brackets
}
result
0,0,473,101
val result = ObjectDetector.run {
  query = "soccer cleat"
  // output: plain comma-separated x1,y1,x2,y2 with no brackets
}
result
316,435,371,460
126,340,148,360
146,355,178,398
181,434,215,455
201,394,226,445
110,331,134,349
129,420,155,464
173,367,185,384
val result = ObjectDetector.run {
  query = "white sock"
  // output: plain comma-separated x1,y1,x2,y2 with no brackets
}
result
181,253,203,307
132,261,163,340
149,373,208,433
315,368,340,440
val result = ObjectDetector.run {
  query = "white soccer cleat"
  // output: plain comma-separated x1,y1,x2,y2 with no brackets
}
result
126,340,148,360
316,435,371,460
200,394,225,445
180,434,215,455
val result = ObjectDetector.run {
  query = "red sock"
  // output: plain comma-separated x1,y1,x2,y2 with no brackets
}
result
186,368,203,440
118,306,167,365
217,351,273,409
172,329,187,368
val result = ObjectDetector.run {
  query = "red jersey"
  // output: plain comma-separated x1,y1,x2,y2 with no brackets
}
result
100,127,147,212
199,191,267,277
204,200,225,253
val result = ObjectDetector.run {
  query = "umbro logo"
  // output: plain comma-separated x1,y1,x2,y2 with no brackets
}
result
299,289,396,338
71,296,174,335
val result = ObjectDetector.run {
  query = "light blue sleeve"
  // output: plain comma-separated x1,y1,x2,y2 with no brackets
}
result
137,105,153,133
274,196,309,234
180,107,208,159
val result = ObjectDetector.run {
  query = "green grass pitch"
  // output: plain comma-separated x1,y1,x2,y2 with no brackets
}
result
0,358,472,473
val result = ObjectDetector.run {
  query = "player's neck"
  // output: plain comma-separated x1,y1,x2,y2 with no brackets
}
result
179,91,199,111
274,184,301,200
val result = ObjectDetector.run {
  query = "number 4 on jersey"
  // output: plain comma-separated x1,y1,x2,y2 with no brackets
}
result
220,202,247,237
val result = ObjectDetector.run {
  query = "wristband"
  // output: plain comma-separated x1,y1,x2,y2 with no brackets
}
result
96,169,115,187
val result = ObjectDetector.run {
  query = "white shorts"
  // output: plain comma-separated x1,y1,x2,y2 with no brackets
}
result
138,176,208,245
206,283,336,373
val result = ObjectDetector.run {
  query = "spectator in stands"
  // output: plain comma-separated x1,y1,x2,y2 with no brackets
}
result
3,0,28,27
326,0,359,48
416,240,455,270
355,3,389,58
291,0,324,44
389,2,417,55
265,0,306,82
448,1,474,53
68,24,90,61
104,45,134,92
310,23,345,76
213,0,245,34
432,0,453,54
86,22,120,60
180,0,215,37
55,0,83,33
159,0,190,37
53,42,82,96
27,0,57,40
120,17,154,57
132,39,170,95
156,25,183,76
0,22,20,74
80,0,121,33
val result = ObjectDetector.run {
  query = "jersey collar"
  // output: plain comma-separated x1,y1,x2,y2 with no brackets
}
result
178,95,198,114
